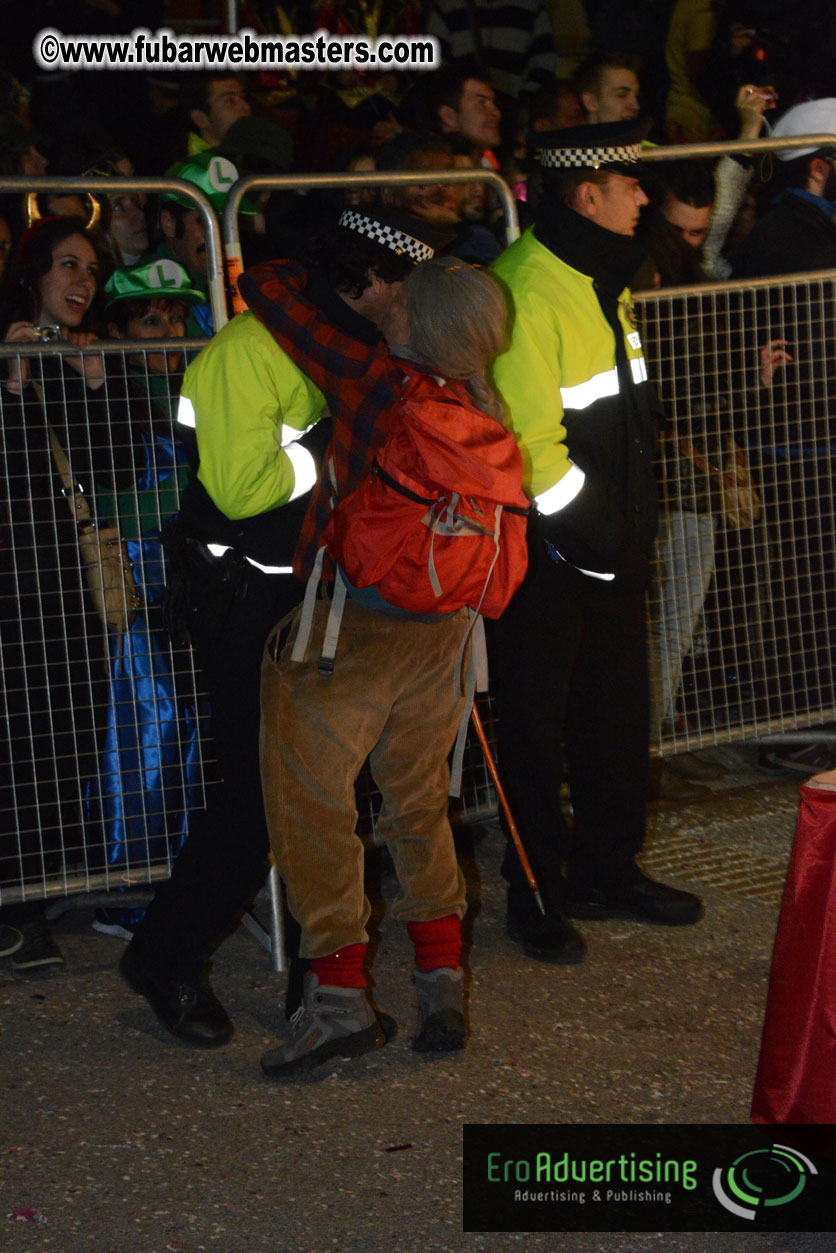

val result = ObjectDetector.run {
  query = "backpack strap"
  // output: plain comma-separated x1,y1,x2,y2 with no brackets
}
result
427,495,453,598
448,504,496,794
292,455,351,673
471,611,489,693
290,544,326,663
473,503,502,619
450,650,475,799
317,565,348,676
289,547,349,674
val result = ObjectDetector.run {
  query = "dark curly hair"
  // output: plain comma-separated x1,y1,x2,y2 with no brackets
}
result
305,223,416,299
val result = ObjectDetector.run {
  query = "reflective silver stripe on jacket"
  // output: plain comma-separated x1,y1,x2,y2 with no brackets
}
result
535,461,586,516
177,395,196,427
559,367,619,410
206,544,292,575
558,356,648,407
630,356,648,384
284,442,317,501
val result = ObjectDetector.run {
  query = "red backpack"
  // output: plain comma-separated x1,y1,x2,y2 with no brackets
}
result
322,367,530,619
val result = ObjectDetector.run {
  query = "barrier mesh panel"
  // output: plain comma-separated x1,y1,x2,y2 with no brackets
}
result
639,274,836,755
0,345,212,906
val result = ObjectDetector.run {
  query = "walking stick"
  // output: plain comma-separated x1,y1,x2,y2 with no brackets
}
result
469,702,546,916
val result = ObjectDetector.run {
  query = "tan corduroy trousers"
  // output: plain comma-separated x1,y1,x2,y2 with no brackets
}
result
260,596,469,959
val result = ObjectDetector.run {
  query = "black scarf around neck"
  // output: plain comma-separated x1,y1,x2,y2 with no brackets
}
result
533,194,648,298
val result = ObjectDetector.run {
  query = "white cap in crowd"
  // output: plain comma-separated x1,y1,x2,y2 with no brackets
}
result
773,98,836,161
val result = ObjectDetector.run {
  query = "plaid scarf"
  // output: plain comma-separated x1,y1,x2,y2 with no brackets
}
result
239,259,401,579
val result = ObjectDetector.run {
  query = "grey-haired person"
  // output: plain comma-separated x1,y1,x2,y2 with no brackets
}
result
240,223,516,1078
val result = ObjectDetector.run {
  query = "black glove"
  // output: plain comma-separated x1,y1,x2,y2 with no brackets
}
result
538,475,651,591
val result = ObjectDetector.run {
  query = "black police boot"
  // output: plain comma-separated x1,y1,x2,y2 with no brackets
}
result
506,886,587,964
120,938,233,1047
565,865,704,927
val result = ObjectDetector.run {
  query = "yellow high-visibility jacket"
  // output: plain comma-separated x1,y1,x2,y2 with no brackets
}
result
492,225,658,574
176,311,327,567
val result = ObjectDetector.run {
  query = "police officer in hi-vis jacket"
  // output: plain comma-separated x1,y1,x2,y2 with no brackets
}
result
489,119,704,962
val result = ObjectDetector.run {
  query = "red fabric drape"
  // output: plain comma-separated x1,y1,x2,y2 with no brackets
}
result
752,781,836,1124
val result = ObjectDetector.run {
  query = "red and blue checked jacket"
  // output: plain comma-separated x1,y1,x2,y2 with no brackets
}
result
239,260,402,580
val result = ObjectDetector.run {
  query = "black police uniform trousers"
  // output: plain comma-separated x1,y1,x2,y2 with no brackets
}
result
135,563,302,979
489,535,650,902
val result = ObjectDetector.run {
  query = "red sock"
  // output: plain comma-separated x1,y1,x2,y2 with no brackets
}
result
408,915,461,972
310,943,367,988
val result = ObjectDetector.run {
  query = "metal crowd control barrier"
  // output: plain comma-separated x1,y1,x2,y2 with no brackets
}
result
640,134,836,164
221,167,520,309
0,339,213,912
0,175,228,333
631,130,836,759
637,267,836,759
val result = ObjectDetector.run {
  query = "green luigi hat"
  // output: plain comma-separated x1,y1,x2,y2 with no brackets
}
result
105,258,206,309
161,152,259,215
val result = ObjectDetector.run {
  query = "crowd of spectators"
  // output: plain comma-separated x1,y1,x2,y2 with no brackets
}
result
0,0,833,312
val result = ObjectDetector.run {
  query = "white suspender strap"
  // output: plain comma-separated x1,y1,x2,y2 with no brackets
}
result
290,545,326,663
317,565,348,675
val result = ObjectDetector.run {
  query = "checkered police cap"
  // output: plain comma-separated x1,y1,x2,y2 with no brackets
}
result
537,119,650,174
338,209,436,263
541,142,643,169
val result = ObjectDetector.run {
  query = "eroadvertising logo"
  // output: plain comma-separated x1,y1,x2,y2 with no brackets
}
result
462,1125,836,1233
712,1143,817,1220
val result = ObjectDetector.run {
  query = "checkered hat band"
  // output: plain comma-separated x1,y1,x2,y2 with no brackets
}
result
338,210,435,262
541,143,643,169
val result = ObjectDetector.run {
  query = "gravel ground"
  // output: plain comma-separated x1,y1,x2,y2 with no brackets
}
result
2,748,831,1252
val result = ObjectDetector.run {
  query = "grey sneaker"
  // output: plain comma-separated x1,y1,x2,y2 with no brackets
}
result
261,973,386,1079
11,919,65,971
412,967,467,1053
